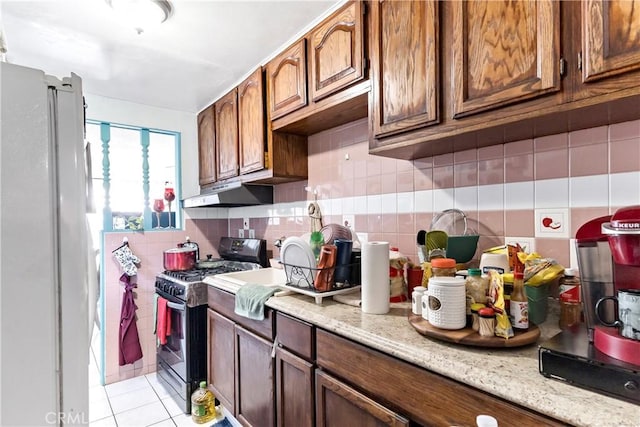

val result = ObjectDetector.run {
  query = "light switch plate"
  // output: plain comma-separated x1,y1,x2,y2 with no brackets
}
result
238,229,245,238
535,208,569,238
248,229,255,238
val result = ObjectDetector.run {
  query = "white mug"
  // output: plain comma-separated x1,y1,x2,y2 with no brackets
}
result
595,289,640,341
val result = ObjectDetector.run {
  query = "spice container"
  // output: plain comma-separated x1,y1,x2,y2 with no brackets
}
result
430,258,457,277
412,287,426,315
465,268,488,325
478,307,495,337
559,268,581,329
470,303,486,332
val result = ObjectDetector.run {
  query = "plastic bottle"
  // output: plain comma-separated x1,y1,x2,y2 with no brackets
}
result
191,381,217,424
309,231,324,263
559,268,581,329
510,271,529,331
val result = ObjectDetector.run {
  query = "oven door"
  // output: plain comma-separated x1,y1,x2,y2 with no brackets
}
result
156,290,188,381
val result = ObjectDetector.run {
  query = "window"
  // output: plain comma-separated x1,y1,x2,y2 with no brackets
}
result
86,121,181,237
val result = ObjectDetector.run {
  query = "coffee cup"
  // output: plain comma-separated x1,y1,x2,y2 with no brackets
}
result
595,289,640,341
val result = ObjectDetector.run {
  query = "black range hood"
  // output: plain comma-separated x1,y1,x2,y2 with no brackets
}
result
182,182,273,208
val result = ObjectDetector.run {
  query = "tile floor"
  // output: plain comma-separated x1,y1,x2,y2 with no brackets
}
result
88,350,200,427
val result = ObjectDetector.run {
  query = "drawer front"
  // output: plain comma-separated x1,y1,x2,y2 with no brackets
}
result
276,311,314,361
316,329,564,427
208,286,274,340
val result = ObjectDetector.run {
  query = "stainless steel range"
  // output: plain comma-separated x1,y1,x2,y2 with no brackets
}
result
155,237,267,414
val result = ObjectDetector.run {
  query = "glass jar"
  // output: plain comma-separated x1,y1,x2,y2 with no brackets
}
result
470,303,486,332
430,258,456,277
478,307,495,337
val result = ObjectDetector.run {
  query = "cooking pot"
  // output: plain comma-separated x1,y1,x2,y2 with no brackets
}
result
164,245,197,271
196,254,223,269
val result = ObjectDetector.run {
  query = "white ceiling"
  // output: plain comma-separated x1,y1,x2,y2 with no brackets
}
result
1,0,339,113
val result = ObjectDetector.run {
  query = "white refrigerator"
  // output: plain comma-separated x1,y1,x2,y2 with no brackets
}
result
1,62,92,426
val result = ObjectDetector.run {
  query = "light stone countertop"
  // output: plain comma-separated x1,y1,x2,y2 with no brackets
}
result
205,275,640,427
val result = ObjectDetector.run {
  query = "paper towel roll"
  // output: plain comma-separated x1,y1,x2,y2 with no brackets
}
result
361,241,390,314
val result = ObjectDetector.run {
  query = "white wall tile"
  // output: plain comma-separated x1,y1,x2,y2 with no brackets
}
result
610,171,640,206
478,184,504,211
331,198,343,215
367,194,383,215
317,199,331,216
535,178,569,208
352,196,367,214
454,186,478,212
433,188,455,212
397,192,415,214
414,190,432,213
342,196,355,215
381,193,397,214
570,175,608,208
504,181,534,210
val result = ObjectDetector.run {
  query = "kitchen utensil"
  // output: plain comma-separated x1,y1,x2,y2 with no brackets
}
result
164,245,197,271
416,230,427,263
280,236,317,287
196,254,223,269
320,223,352,246
425,230,448,259
315,244,337,292
334,239,352,285
430,209,479,263
595,289,640,341
447,234,479,263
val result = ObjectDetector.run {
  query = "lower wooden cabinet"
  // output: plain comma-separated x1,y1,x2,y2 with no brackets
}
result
207,309,236,413
315,370,409,427
236,326,275,427
275,347,314,427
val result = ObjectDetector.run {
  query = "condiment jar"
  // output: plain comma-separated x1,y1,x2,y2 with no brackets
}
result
427,276,466,329
478,307,495,337
470,303,486,332
430,258,456,277
412,287,426,315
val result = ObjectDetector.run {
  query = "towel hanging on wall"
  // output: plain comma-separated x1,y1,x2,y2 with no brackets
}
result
119,273,143,365
308,201,323,232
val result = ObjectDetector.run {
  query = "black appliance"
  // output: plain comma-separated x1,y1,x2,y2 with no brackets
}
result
155,237,266,414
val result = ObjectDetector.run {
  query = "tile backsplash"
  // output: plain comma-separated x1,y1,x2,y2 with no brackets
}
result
187,117,640,269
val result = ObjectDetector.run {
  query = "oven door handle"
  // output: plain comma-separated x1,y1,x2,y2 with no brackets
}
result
167,301,186,311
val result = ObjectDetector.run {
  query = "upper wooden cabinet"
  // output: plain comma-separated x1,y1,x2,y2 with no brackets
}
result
370,0,439,138
309,0,365,102
267,40,308,120
238,68,266,175
582,0,640,83
197,104,216,186
450,0,561,118
215,88,239,180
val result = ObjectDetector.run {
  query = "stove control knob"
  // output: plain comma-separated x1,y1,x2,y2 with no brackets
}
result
624,380,638,392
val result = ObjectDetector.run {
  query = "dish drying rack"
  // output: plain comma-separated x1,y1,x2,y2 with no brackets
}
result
279,261,361,304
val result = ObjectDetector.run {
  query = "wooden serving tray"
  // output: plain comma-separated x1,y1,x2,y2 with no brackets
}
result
408,314,540,348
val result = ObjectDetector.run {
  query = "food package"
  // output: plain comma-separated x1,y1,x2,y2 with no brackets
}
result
484,244,523,272
517,252,564,287
488,270,514,339
389,248,409,301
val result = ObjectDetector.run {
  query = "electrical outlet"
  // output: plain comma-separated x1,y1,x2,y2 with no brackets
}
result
505,237,535,254
248,229,255,238
238,229,245,238
243,217,250,230
343,214,355,229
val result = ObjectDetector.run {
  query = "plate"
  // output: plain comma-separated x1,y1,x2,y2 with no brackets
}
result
280,236,317,287
408,314,540,348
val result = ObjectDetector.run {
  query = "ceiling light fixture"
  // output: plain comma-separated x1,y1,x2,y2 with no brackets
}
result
106,0,173,34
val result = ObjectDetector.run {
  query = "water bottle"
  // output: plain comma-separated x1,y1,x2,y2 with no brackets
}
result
191,381,216,424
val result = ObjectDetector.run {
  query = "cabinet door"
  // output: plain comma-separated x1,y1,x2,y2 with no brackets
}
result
235,325,275,427
197,104,216,186
238,68,266,175
275,347,314,427
450,0,561,118
267,39,308,120
582,0,640,82
315,370,409,427
207,309,235,414
309,0,364,102
371,0,439,138
215,88,239,180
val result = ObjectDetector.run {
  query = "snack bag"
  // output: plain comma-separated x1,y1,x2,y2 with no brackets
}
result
488,270,514,339
517,252,564,286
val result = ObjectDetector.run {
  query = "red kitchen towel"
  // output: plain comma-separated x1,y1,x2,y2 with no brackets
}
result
156,296,172,345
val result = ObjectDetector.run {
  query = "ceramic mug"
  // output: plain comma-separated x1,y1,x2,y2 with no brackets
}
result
595,289,640,341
